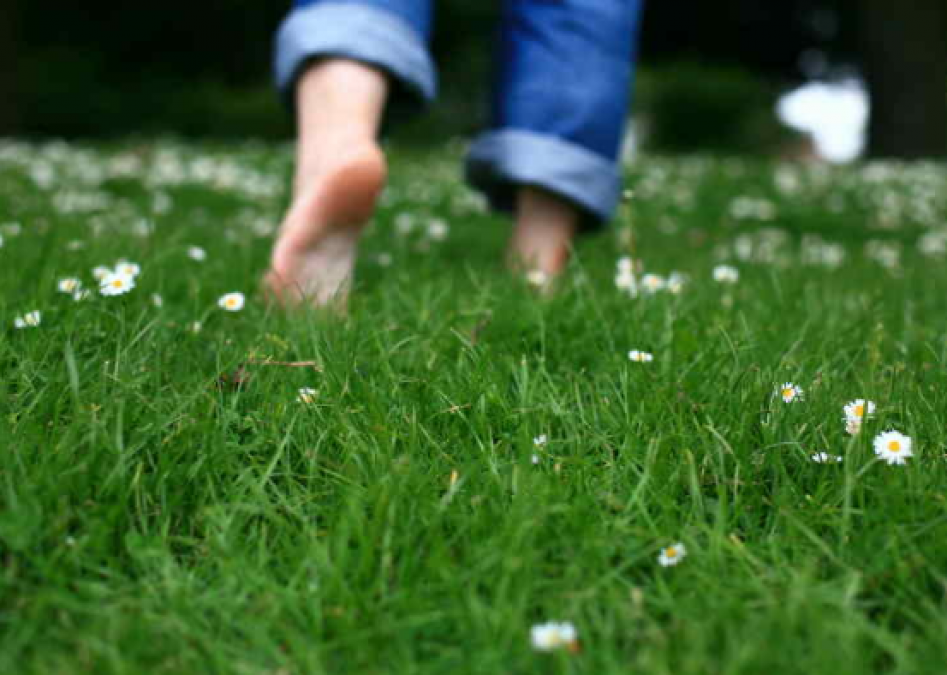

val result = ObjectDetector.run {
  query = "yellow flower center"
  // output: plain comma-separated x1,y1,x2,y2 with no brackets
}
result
854,404,864,417
112,279,123,288
665,547,677,558
888,440,901,452
782,388,794,399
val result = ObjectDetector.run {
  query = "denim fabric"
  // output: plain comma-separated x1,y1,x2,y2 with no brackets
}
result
274,0,643,224
275,1,436,101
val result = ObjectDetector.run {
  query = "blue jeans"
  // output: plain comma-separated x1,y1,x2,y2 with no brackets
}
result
275,0,643,225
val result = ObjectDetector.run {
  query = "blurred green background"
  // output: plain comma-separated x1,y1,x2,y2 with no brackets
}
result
1,0,945,158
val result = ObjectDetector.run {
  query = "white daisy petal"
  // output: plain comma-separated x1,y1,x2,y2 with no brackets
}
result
658,542,687,567
99,272,136,297
872,430,913,466
218,292,245,312
779,382,804,403
530,622,578,652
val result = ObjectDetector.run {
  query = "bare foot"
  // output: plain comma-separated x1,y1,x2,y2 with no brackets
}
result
508,187,578,293
264,144,386,309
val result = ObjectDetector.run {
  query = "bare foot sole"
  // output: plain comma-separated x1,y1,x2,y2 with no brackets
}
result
265,144,386,310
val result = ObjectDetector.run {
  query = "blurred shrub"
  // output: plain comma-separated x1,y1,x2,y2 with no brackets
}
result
21,50,290,139
635,63,800,155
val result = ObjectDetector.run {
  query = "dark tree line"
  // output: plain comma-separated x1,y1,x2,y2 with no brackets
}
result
1,0,945,158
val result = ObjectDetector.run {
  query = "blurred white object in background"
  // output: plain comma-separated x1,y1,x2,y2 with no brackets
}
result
776,78,869,163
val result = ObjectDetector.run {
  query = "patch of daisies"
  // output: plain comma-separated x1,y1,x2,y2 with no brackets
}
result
12,255,247,330
776,383,911,466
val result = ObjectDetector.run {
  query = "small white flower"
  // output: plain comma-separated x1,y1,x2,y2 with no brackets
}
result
394,213,415,235
873,430,913,466
533,434,548,447
844,399,876,422
187,246,207,262
811,452,843,463
526,269,549,288
628,350,654,363
530,621,578,652
99,272,136,296
779,382,804,403
845,417,863,436
713,265,739,283
115,261,141,277
57,277,81,294
531,454,541,465
667,272,686,294
218,292,245,312
658,542,687,567
151,293,164,308
187,321,203,334
13,311,41,329
427,219,449,241
640,273,666,294
72,289,90,302
298,387,317,404
615,269,637,292
92,265,113,281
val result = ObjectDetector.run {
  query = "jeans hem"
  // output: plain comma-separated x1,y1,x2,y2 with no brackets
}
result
274,2,436,103
464,130,622,227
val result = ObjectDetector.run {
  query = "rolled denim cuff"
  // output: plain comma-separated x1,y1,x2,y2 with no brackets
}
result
465,130,622,227
274,2,436,103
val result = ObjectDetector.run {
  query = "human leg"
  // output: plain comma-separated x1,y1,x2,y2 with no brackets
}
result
466,0,644,278
267,0,434,308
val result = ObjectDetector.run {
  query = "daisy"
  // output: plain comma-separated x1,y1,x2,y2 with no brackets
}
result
298,387,317,404
115,261,141,277
628,350,654,363
845,418,863,436
99,271,136,296
92,265,112,281
13,311,41,329
873,430,913,466
427,219,449,241
57,277,81,294
811,452,843,463
844,399,876,422
531,454,541,465
667,272,686,294
779,382,804,403
533,434,548,447
640,273,666,294
658,542,687,567
218,292,245,312
525,269,549,288
530,621,578,652
615,269,637,292
187,246,207,262
713,265,739,283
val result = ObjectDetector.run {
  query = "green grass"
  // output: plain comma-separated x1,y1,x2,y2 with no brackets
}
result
2,139,947,674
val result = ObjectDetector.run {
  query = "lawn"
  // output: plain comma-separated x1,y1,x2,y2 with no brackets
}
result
2,139,947,674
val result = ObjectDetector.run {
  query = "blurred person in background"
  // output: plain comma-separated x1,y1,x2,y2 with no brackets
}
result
264,0,643,308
